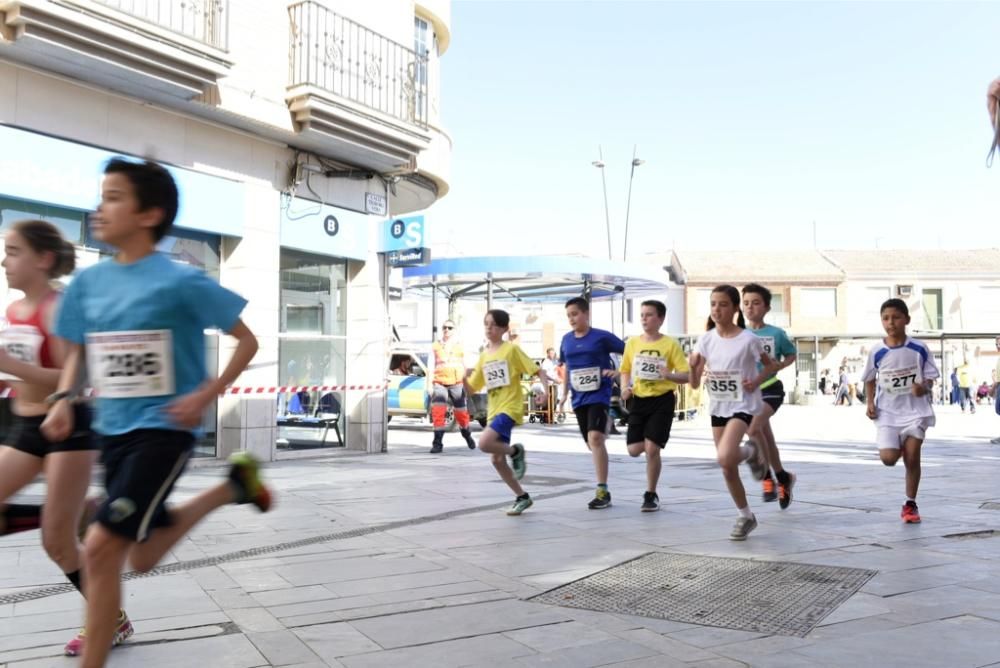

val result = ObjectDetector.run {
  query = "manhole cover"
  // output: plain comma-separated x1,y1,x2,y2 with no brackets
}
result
494,475,584,487
529,552,876,637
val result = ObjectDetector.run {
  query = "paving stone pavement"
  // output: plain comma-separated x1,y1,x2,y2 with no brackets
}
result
2,403,1000,667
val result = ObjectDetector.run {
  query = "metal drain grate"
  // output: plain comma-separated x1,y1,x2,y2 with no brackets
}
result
529,552,876,637
0,485,592,606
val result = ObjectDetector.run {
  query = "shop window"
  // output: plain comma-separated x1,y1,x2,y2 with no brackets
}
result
277,249,348,451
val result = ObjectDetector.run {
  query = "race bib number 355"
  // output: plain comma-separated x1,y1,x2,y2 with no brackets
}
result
87,330,175,398
705,370,743,401
483,359,510,391
571,367,601,392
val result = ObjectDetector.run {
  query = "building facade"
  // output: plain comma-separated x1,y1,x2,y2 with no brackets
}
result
0,0,452,457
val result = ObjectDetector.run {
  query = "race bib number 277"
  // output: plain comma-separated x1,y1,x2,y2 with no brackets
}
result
86,330,175,398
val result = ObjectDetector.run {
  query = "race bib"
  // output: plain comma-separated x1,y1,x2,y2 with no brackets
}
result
570,366,601,392
634,355,664,381
0,325,44,381
705,370,743,401
86,330,175,398
758,336,775,357
483,359,510,390
880,366,920,396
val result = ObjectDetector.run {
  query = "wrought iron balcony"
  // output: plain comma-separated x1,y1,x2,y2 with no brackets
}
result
90,0,229,50
288,1,428,129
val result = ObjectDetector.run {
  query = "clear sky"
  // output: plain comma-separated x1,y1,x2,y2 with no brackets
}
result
429,1,1000,259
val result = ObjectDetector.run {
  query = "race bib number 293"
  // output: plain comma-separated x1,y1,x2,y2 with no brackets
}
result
86,330,175,398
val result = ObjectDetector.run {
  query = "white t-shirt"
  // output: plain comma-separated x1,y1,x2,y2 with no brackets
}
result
861,337,939,427
541,358,559,385
694,328,765,418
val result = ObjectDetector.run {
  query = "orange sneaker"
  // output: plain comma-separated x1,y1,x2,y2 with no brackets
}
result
762,478,777,502
778,472,796,510
901,500,921,524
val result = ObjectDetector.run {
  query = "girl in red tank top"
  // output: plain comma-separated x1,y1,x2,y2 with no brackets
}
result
0,219,131,655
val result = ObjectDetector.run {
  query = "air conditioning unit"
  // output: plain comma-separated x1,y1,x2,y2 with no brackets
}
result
896,285,913,298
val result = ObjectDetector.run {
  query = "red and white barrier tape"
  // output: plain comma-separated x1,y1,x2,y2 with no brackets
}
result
0,384,388,399
225,384,388,395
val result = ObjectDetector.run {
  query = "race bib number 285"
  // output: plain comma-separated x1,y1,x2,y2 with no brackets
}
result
86,330,175,398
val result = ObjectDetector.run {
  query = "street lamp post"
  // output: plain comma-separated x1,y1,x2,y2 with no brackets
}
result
622,145,644,261
592,146,613,261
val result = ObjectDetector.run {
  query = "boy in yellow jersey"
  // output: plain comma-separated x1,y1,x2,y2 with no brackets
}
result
466,309,549,515
609,300,689,512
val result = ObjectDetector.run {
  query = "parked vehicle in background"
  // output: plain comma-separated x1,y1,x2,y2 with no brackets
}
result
387,344,487,428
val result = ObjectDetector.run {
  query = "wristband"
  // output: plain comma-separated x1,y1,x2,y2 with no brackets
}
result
45,390,74,405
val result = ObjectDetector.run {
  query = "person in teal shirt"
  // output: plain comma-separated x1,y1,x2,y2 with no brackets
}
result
741,284,797,509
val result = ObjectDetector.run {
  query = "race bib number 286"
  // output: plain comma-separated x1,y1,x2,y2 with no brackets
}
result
86,330,175,398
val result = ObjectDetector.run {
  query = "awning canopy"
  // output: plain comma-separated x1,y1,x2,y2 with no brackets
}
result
401,255,673,303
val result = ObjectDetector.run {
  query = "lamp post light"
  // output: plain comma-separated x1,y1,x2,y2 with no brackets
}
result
592,146,613,261
622,145,644,261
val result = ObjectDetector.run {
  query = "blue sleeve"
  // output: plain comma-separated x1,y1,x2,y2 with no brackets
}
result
778,331,796,357
54,273,86,344
182,271,248,332
605,332,626,355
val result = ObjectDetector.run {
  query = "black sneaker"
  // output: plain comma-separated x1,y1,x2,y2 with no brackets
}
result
429,442,443,454
461,428,476,450
641,491,659,512
588,488,612,509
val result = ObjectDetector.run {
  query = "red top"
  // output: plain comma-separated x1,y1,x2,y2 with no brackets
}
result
5,291,59,369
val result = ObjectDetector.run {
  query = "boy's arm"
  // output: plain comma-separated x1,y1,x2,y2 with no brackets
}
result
166,319,258,428
39,343,85,442
865,379,877,419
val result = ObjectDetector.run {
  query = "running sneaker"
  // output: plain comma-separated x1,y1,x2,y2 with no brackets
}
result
588,488,612,509
641,491,659,512
506,495,533,516
64,609,133,657
744,439,768,481
901,500,921,524
510,444,527,480
227,452,273,512
778,473,796,510
762,477,777,503
729,515,758,541
462,429,476,450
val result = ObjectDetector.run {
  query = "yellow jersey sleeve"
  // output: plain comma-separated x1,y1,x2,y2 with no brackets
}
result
620,338,636,374
512,344,539,377
467,354,485,392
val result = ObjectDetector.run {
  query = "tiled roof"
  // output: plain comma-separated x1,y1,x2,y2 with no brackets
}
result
821,249,1000,276
669,250,843,284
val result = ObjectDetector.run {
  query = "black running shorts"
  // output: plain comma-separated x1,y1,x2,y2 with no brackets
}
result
574,403,610,441
97,429,194,542
626,391,676,448
7,403,96,457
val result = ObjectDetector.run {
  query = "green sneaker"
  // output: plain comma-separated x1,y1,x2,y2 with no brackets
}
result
227,452,273,512
510,443,527,480
506,495,533,516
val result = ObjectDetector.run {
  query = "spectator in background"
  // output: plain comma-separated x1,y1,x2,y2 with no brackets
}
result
957,359,975,414
834,366,852,406
950,369,960,405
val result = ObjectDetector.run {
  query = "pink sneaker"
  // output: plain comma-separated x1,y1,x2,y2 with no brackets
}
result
64,610,134,656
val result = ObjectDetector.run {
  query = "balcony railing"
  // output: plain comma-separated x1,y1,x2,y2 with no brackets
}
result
91,0,229,50
288,1,429,129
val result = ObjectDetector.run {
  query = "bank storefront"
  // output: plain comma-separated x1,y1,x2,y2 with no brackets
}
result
0,124,391,459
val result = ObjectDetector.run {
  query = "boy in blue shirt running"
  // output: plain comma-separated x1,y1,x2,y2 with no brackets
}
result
557,297,625,509
741,284,797,508
42,159,270,668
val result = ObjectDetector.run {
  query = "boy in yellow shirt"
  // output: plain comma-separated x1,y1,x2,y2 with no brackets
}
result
610,300,689,512
467,310,549,515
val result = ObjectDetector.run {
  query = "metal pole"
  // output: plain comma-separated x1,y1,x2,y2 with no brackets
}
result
487,276,494,311
622,145,642,261
431,278,438,341
594,146,612,261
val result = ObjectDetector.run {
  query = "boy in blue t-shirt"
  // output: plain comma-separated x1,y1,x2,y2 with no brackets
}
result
741,284,797,509
557,297,625,509
41,159,270,667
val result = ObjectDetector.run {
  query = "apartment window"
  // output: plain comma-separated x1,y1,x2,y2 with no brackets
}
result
800,288,837,318
922,288,943,330
0,196,85,244
413,16,433,120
